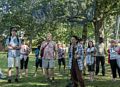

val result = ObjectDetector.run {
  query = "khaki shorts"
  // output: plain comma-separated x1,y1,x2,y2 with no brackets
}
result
8,57,20,68
42,59,55,69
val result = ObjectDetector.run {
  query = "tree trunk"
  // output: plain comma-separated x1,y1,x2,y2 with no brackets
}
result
29,35,32,52
82,23,87,46
93,18,104,44
82,23,88,75
116,15,120,39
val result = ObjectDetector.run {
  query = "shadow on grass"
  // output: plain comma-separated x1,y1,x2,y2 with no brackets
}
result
0,72,69,87
85,79,120,87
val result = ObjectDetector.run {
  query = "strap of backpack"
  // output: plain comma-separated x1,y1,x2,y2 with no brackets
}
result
8,36,20,45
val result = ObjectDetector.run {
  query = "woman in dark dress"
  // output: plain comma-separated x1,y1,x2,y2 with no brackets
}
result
68,36,85,87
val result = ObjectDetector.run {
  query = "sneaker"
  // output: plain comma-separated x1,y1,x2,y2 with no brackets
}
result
102,74,105,76
91,79,94,82
51,77,55,83
15,78,19,82
8,79,11,83
45,78,50,82
51,79,55,83
95,73,98,75
112,78,116,82
33,74,37,77
25,75,28,77
20,75,23,78
52,77,54,80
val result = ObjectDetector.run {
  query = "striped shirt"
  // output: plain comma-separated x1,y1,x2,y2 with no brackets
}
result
68,44,84,70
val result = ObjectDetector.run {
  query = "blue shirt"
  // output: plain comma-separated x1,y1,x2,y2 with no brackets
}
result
35,48,40,58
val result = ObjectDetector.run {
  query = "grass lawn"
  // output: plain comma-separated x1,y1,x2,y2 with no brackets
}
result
0,52,120,87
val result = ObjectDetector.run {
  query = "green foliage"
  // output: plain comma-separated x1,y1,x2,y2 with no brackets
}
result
0,0,119,46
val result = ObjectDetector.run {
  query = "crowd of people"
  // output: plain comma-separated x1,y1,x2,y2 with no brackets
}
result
0,26,120,87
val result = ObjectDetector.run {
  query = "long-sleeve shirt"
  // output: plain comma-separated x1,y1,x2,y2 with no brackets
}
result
68,44,84,70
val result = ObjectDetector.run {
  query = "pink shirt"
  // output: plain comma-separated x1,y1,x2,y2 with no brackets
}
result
41,41,56,59
20,44,30,60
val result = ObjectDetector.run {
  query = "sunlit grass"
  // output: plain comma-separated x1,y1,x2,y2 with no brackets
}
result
0,52,120,87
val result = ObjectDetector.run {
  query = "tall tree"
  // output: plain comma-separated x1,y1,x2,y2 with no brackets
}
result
93,0,120,43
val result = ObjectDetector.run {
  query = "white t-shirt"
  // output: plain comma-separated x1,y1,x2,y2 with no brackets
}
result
97,43,105,56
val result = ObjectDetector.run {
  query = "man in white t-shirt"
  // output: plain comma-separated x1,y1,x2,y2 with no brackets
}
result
40,33,57,82
95,37,105,76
